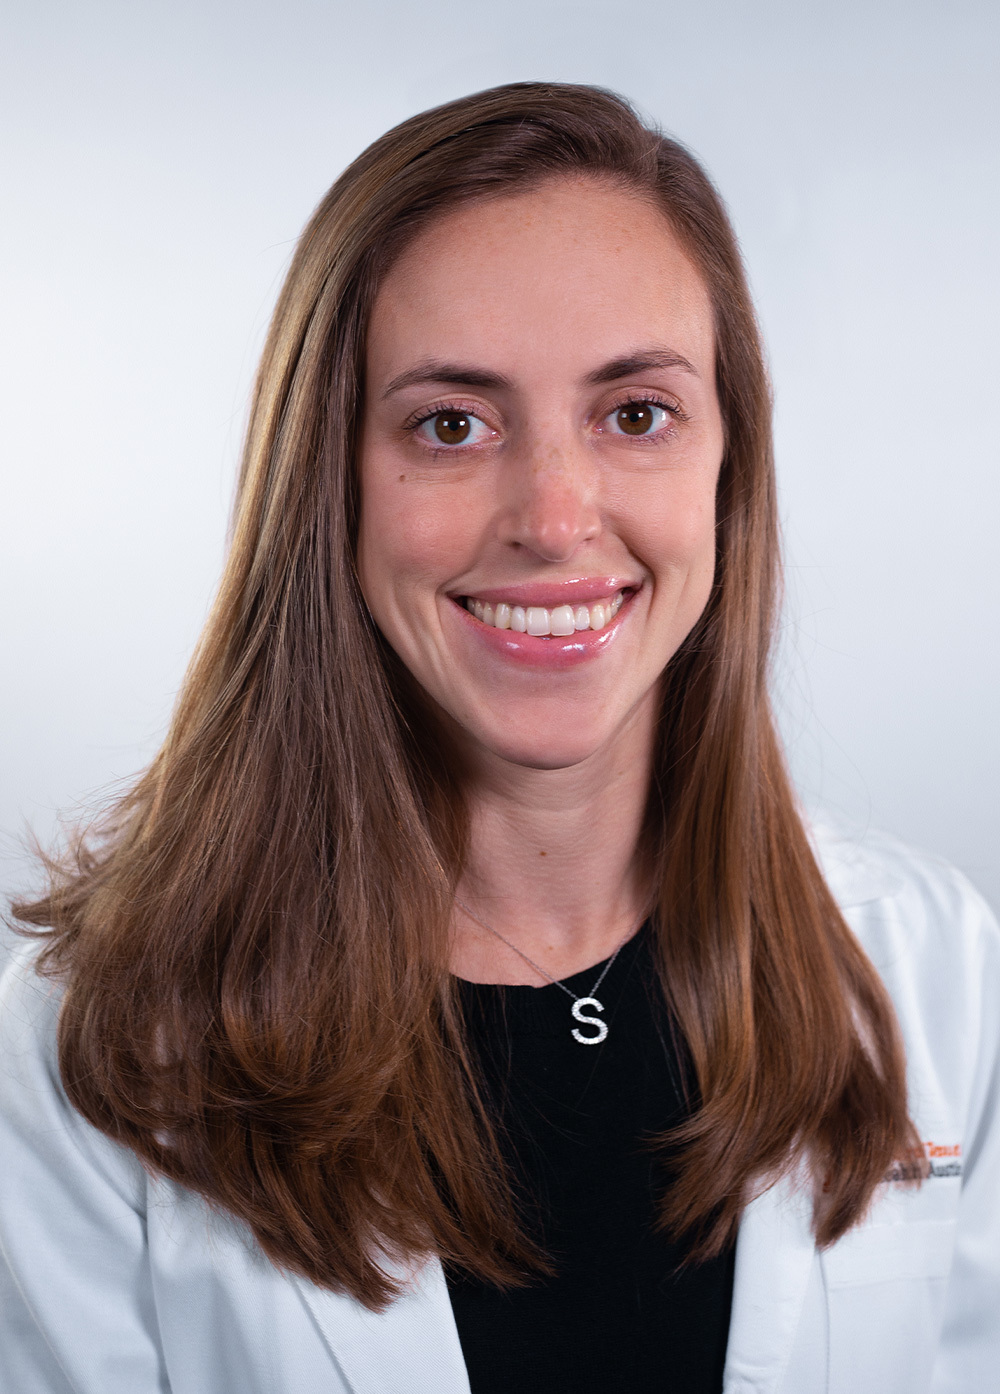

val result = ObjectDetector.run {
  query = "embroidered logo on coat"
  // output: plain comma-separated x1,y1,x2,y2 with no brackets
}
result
887,1139,963,1183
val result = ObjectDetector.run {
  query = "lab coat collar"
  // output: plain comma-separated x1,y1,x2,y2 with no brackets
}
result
809,819,904,907
295,1176,815,1394
723,1173,816,1393
293,1252,472,1394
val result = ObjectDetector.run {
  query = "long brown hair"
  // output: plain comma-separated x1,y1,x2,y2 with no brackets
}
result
13,82,919,1308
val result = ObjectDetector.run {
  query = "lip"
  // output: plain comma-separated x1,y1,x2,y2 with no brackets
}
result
449,577,640,608
447,587,636,669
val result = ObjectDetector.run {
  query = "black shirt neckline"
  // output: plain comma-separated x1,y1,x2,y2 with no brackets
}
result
453,920,651,1036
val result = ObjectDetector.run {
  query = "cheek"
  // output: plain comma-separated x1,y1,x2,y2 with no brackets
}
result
628,476,718,585
357,458,408,616
357,458,478,615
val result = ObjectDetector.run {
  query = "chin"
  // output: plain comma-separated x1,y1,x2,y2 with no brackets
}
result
472,726,618,773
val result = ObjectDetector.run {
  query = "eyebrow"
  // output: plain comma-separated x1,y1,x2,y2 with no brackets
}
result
382,361,513,398
584,348,699,384
381,347,699,399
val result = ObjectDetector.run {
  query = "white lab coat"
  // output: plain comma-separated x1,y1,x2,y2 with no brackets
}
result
1,823,997,1394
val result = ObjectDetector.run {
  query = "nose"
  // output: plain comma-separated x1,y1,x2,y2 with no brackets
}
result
497,438,601,563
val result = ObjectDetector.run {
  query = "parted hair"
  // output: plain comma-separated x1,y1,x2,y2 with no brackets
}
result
14,81,920,1309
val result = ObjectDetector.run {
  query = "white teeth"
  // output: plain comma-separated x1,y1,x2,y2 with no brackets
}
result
526,606,550,636
465,591,628,635
549,604,576,636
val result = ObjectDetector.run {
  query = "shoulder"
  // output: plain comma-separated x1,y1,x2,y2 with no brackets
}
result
809,818,999,973
0,941,146,1208
0,940,68,1125
809,818,1000,1148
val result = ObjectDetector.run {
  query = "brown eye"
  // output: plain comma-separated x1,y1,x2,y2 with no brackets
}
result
615,403,655,435
434,413,471,445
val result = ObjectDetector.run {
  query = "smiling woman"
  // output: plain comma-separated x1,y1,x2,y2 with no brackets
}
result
2,82,998,1394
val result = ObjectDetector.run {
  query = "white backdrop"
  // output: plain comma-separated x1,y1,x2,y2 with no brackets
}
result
2,0,998,951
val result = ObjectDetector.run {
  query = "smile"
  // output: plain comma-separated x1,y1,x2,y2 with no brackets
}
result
462,591,626,636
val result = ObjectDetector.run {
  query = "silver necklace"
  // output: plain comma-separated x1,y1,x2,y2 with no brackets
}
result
454,900,639,1046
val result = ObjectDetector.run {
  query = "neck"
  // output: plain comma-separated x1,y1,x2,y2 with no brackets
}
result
450,706,655,985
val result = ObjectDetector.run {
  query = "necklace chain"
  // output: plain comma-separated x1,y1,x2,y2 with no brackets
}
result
455,899,634,999
453,899,641,1047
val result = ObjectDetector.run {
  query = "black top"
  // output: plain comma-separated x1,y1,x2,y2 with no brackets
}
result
447,924,734,1394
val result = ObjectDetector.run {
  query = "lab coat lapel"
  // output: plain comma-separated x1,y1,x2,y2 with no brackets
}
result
293,1254,470,1394
723,1174,816,1394
295,1184,814,1394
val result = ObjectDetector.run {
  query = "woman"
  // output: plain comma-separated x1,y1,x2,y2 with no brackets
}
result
1,82,997,1394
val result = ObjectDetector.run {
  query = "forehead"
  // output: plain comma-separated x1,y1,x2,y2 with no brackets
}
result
367,177,715,383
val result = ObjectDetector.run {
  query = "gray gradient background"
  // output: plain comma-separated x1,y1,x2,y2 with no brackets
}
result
2,0,998,956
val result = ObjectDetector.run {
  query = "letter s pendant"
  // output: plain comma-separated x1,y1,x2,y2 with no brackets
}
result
570,996,608,1045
